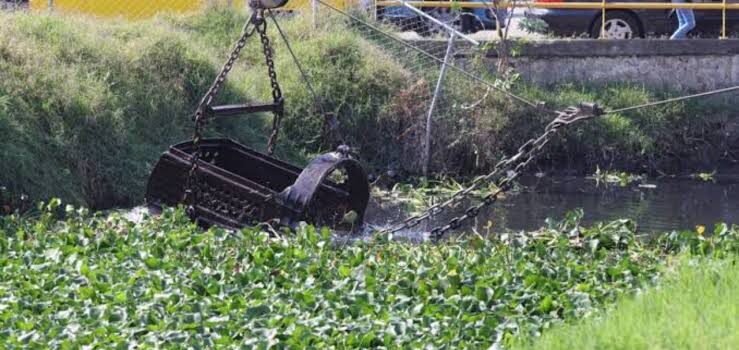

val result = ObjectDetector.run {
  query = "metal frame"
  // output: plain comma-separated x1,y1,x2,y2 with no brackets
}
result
422,32,456,175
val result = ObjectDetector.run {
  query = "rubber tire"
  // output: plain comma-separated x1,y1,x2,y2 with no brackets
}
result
461,9,486,34
589,11,643,39
418,8,461,37
460,12,477,34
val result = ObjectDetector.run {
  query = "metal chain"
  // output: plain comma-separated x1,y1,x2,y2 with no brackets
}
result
183,12,260,216
381,103,604,240
256,14,284,155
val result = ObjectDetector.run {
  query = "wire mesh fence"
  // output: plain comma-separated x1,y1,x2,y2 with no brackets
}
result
312,0,531,175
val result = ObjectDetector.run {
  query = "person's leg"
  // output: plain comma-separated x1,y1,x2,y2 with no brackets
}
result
683,9,696,32
671,9,691,39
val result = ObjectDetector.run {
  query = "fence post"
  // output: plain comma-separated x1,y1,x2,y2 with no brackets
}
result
600,0,606,39
312,0,318,29
422,32,456,176
722,0,727,39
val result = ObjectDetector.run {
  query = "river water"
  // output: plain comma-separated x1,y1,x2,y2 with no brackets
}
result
121,175,739,239
365,175,739,237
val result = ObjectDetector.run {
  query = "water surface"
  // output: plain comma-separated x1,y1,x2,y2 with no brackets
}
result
365,175,739,237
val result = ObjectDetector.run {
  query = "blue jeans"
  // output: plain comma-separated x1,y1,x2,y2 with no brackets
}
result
670,0,696,39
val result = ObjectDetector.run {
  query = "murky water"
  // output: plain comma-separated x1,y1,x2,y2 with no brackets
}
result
365,175,739,237
119,175,739,241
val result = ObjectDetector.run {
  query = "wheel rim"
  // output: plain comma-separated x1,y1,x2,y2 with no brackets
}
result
600,19,633,39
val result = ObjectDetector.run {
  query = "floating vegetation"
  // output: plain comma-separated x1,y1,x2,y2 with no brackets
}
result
372,177,505,216
0,201,736,348
589,166,644,187
691,170,717,182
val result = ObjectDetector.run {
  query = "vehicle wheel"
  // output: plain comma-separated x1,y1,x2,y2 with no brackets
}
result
460,12,485,34
590,11,643,39
419,7,462,36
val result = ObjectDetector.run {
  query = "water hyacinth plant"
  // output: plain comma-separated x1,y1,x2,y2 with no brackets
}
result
1,200,736,348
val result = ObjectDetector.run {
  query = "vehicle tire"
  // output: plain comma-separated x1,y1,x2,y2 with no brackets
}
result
1,0,28,11
419,7,463,37
460,11,485,34
590,11,643,39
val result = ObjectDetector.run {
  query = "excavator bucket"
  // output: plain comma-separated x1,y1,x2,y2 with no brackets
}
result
145,138,369,231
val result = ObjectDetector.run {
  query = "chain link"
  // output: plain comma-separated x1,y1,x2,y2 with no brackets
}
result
381,102,604,240
183,10,284,216
256,16,284,155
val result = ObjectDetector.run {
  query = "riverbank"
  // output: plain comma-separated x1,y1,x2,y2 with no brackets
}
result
1,9,737,209
0,203,736,347
514,257,739,349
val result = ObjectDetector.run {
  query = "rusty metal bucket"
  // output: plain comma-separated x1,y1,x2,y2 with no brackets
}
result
145,138,369,231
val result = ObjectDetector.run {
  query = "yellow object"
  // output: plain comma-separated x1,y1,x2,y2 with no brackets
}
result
29,0,356,20
282,0,353,12
30,0,216,19
696,225,706,235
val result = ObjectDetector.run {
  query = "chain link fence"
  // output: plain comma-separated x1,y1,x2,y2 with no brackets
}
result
314,0,527,175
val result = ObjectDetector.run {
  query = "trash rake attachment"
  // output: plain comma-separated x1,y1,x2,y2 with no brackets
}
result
145,4,369,232
146,139,369,231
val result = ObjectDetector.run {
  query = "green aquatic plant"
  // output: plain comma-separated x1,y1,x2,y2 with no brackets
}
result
691,170,716,182
372,177,505,216
590,166,643,187
1,201,736,348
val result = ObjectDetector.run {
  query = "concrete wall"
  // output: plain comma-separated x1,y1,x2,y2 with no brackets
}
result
476,39,739,92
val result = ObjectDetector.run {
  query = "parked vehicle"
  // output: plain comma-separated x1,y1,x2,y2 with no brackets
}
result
377,1,508,35
1,0,28,11
526,0,739,39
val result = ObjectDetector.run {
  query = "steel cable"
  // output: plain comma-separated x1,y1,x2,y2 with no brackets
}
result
605,85,739,115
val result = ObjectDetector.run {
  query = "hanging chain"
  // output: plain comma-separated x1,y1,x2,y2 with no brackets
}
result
182,11,262,216
256,16,284,155
381,103,604,240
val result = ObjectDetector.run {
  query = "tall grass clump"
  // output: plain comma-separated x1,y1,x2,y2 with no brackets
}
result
0,12,215,207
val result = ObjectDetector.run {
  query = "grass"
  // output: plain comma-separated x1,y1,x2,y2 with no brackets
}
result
1,8,737,209
0,9,409,209
0,201,736,348
514,257,739,350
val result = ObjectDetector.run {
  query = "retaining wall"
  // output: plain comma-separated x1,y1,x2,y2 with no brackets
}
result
464,39,739,91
